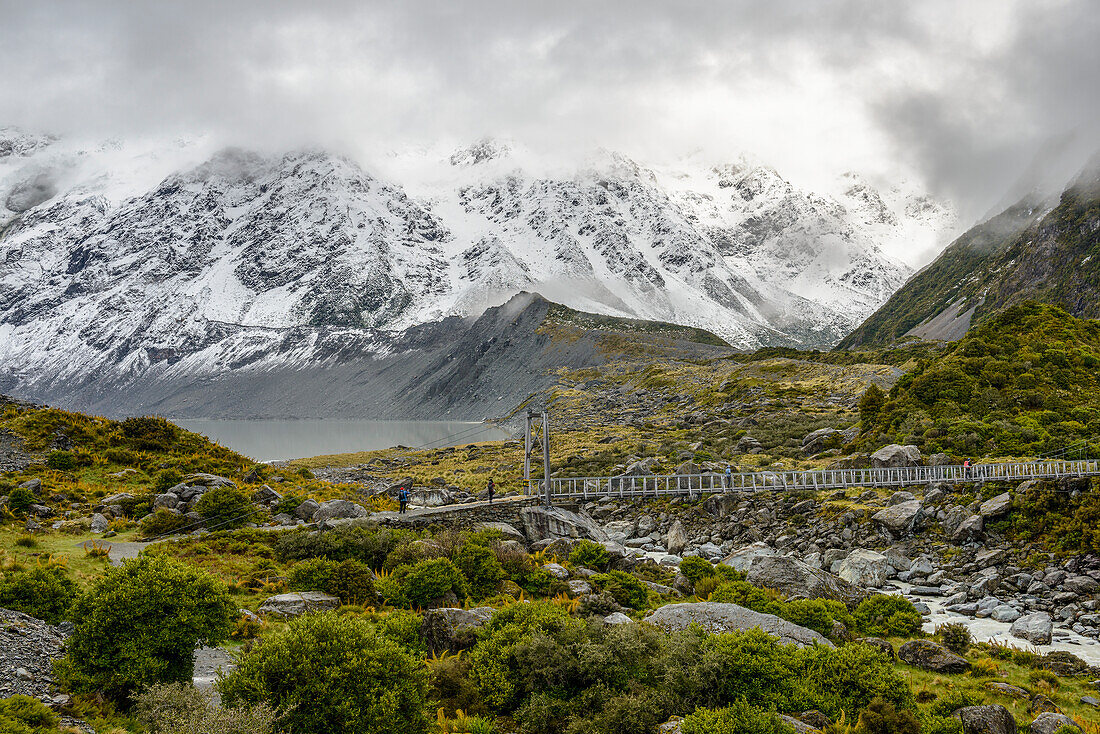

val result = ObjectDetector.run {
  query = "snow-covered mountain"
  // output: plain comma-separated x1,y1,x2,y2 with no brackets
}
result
0,128,956,413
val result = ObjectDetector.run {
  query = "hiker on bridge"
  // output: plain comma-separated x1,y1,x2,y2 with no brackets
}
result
725,465,733,489
964,458,972,479
487,478,495,504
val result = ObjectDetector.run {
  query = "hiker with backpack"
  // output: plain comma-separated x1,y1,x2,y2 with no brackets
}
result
398,487,409,514
487,478,495,504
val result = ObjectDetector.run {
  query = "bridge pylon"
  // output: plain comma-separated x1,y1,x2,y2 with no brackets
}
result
524,410,552,508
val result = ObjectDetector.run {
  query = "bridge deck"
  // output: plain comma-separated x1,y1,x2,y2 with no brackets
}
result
526,459,1100,500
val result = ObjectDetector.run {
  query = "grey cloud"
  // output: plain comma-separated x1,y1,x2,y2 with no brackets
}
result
0,0,1096,227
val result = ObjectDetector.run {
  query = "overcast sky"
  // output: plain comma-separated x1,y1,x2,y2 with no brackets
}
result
2,0,1097,231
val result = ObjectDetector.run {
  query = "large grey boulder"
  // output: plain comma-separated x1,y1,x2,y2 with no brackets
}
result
89,513,110,533
665,520,688,556
1029,713,1082,734
475,521,526,542
312,499,369,522
898,640,969,673
746,556,867,608
520,506,608,542
802,428,842,456
421,606,495,653
409,488,453,507
837,549,889,588
644,602,833,648
183,473,236,488
979,493,1012,519
952,514,984,543
1010,612,1053,646
956,705,1016,734
258,591,340,617
871,444,922,468
720,542,778,572
872,501,923,537
294,498,320,520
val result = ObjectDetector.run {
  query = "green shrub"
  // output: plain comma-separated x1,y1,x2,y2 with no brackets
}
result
936,622,971,655
218,612,428,734
134,682,277,734
853,595,922,637
54,555,236,703
104,447,141,466
140,509,192,538
46,450,75,471
119,416,181,453
152,468,184,493
0,695,57,734
195,485,256,530
454,543,506,598
7,485,35,515
590,570,648,609
287,558,376,604
274,524,411,569
680,701,793,734
569,540,611,570
401,558,468,608
855,697,919,734
678,555,717,584
0,565,78,624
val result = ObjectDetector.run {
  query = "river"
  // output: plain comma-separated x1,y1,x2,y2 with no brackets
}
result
169,418,512,462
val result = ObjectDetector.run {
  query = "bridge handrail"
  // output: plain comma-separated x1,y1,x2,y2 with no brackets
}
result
524,459,1100,498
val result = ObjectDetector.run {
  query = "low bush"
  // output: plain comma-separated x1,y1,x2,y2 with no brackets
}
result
195,485,256,530
274,524,412,569
694,575,721,598
7,486,35,515
134,682,277,734
853,595,922,637
0,565,78,624
152,468,183,493
55,555,236,703
401,558,468,608
454,543,505,599
140,509,192,538
680,701,792,734
569,540,611,570
0,695,57,734
855,697,920,734
287,558,376,604
218,612,428,734
678,555,717,584
590,570,648,609
46,450,75,471
936,622,971,655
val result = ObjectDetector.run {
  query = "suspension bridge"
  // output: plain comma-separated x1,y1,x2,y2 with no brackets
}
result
524,459,1100,502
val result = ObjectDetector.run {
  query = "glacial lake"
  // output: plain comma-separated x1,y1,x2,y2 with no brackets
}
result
169,419,512,462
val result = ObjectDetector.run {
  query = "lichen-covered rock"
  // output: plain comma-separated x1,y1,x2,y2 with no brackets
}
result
312,499,369,522
1010,612,1053,646
871,444,922,468
257,592,340,617
898,640,969,673
720,542,778,572
746,555,867,608
644,602,834,648
872,500,922,537
837,549,889,588
520,506,608,542
1029,712,1081,734
956,705,1015,734
421,607,494,653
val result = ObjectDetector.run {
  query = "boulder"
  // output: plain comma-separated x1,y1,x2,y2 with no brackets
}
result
542,563,569,580
421,606,495,653
871,444,922,468
746,556,867,608
475,521,526,542
802,428,842,456
520,506,608,542
603,612,633,625
183,473,235,488
89,513,110,533
636,514,657,536
1010,612,1053,646
568,579,593,596
979,493,1012,519
252,485,282,504
1039,651,1089,677
872,501,923,537
312,499,369,522
152,493,179,510
984,682,1029,699
837,549,889,588
721,542,778,572
1063,575,1100,594
956,705,1015,734
100,492,135,506
1029,713,1081,734
409,488,453,507
778,714,817,733
990,605,1022,623
898,640,969,673
952,514,984,543
294,498,320,520
258,591,340,617
644,602,833,648
860,637,895,659
665,520,688,556
888,491,917,506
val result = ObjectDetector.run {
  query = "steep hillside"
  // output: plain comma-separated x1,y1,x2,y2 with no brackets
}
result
839,160,1100,348
859,302,1100,457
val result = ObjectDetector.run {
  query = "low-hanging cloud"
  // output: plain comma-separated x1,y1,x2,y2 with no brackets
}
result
1,0,1097,233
